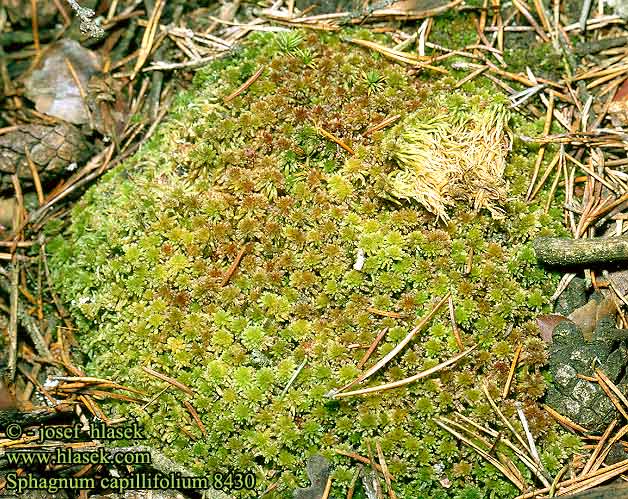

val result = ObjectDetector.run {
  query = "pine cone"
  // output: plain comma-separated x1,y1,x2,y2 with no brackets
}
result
0,123,92,190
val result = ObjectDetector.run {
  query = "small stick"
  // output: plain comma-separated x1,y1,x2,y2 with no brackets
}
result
502,343,522,398
451,413,550,486
512,0,549,41
545,145,564,213
24,147,44,206
30,0,40,56
559,461,628,496
141,366,194,396
348,0,463,22
483,384,530,454
529,151,560,201
317,126,355,155
454,65,488,89
347,467,361,499
367,307,404,319
64,57,94,129
221,244,248,286
357,329,388,369
321,477,333,499
333,449,395,481
515,458,628,498
223,65,266,103
183,400,208,438
7,176,21,381
533,234,628,266
596,369,628,421
488,432,502,455
79,394,109,422
131,0,165,79
51,376,144,395
53,0,72,25
579,0,593,31
363,114,401,136
0,253,31,262
280,358,307,397
532,0,551,32
344,37,428,65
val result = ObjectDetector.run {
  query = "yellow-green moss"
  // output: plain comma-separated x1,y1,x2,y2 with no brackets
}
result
49,30,572,498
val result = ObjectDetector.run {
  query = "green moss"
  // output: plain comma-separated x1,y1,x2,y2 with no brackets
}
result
429,11,478,50
49,30,571,497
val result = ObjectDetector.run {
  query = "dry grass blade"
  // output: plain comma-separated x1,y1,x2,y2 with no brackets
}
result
596,371,628,421
345,38,428,65
357,328,388,369
376,440,397,499
141,366,194,397
512,0,549,41
333,449,395,482
364,114,401,136
450,413,551,487
321,477,333,499
448,295,464,351
590,424,628,474
221,244,248,286
50,376,145,396
556,459,628,496
526,90,554,201
502,343,522,398
224,65,266,103
331,293,450,395
131,0,165,80
581,419,617,477
482,384,530,454
367,307,404,319
333,346,476,398
435,418,525,491
362,0,463,21
317,126,355,155
183,400,208,438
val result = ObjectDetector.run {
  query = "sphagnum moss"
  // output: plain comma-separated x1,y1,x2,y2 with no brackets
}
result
49,30,574,497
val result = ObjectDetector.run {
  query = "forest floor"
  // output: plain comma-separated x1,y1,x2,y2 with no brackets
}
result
2,0,628,498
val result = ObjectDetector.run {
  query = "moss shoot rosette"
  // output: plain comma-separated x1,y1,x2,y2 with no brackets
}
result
49,30,577,497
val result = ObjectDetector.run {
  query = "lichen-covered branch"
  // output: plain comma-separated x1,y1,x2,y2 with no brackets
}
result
65,0,104,38
533,235,628,266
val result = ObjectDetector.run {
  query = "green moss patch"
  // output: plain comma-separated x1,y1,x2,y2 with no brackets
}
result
49,31,573,497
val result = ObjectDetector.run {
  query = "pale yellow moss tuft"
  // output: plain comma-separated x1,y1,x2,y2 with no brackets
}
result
386,103,511,220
